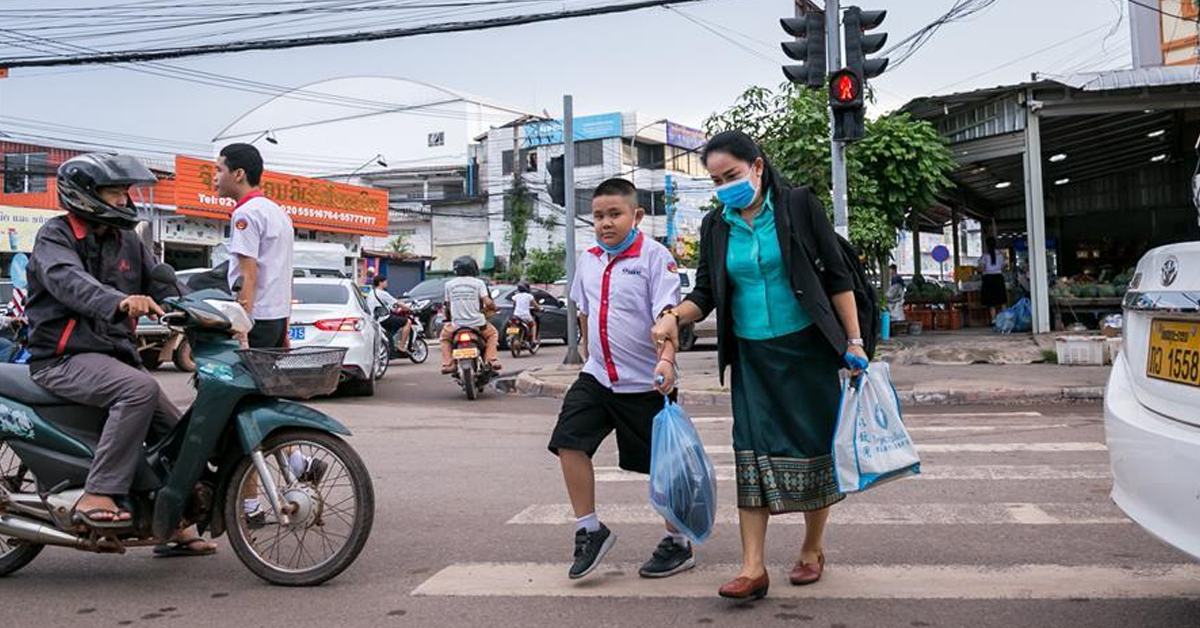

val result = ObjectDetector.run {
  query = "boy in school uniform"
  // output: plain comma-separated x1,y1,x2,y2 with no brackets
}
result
547,178,689,580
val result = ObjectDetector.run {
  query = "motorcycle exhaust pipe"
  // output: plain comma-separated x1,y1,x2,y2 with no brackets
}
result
0,513,86,549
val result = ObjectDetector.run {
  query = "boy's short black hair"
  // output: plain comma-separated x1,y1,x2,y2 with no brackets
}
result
220,143,264,186
371,275,387,288
592,177,638,205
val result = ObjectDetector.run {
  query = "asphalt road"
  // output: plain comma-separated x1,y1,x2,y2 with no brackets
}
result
2,344,1198,628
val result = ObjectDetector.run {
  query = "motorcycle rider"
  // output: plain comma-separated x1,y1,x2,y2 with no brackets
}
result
439,255,501,374
511,281,541,345
370,275,412,357
25,154,216,553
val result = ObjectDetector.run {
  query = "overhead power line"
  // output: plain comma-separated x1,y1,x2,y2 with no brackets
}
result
0,0,707,68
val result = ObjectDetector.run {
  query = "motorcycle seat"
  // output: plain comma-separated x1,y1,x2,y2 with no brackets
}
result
0,363,73,406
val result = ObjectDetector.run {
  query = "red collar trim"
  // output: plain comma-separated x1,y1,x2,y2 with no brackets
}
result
588,232,645,259
66,214,90,240
234,189,264,210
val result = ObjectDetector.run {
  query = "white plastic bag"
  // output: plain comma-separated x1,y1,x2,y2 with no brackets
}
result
833,362,921,493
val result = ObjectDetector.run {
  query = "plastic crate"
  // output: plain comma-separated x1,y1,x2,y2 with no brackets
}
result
1055,336,1107,366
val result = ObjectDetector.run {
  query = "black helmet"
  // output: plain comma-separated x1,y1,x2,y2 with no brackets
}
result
453,255,479,277
57,153,156,229
517,281,531,293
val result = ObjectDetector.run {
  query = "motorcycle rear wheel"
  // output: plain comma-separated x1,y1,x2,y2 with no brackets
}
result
509,336,522,359
0,443,43,577
408,338,428,364
223,430,375,587
461,364,478,401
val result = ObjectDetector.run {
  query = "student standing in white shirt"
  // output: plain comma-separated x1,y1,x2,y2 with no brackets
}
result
978,235,1009,320
213,143,295,348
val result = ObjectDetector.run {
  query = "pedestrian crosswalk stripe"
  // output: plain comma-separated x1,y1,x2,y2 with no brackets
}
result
687,412,1047,425
689,419,1073,432
506,503,1129,526
701,442,1108,456
592,463,1111,483
411,563,1200,599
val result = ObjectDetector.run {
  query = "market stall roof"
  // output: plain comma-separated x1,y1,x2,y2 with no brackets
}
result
900,68,1200,228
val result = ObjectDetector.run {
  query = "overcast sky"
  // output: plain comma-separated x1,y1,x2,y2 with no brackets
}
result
0,0,1135,153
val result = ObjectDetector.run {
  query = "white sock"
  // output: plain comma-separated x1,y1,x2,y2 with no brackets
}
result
576,512,600,533
666,531,689,548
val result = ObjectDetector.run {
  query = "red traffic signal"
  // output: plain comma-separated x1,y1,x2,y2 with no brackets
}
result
829,69,862,109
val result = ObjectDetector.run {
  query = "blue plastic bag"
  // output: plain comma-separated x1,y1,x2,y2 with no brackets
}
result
993,298,1032,334
648,398,717,544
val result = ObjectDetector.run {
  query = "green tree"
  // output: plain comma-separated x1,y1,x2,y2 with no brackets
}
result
525,245,566,284
703,83,955,279
385,234,411,255
503,177,534,281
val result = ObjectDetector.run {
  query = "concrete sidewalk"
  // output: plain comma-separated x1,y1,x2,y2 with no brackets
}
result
513,351,1110,407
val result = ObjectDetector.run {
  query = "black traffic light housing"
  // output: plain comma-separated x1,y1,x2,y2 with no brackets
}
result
548,155,565,206
780,11,826,90
831,6,888,142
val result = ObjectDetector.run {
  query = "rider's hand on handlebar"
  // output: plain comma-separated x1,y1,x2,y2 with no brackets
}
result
119,295,164,320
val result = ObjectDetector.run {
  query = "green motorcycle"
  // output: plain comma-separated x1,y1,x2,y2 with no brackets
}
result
0,278,374,586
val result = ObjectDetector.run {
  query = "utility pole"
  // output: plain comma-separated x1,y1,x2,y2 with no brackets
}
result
562,94,583,365
826,0,849,239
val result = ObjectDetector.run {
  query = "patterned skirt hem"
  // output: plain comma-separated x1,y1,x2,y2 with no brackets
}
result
735,450,845,514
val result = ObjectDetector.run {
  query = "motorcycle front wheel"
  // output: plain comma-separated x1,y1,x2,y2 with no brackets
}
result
224,430,375,587
408,337,428,364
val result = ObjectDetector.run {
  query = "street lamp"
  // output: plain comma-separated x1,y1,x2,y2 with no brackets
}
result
629,118,668,236
248,130,278,145
345,154,389,181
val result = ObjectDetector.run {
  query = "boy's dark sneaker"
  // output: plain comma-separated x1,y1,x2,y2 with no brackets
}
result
638,537,695,578
569,524,616,580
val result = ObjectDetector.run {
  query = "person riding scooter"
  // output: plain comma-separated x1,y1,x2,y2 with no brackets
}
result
511,282,542,345
439,255,501,374
24,154,215,555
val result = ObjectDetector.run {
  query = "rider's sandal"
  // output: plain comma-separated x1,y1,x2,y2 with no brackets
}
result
71,507,133,530
153,537,217,558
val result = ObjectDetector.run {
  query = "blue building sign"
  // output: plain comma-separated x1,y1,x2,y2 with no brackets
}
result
524,112,624,147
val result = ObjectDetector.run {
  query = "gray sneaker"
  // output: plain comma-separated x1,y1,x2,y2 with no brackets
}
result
638,537,695,578
569,524,616,580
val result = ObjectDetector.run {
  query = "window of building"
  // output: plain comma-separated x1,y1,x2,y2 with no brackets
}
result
502,149,538,175
3,153,49,194
637,190,667,216
667,146,705,177
637,144,665,169
574,140,605,168
502,149,514,176
575,188,594,215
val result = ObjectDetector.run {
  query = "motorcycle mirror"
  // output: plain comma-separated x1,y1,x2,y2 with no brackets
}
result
150,263,178,285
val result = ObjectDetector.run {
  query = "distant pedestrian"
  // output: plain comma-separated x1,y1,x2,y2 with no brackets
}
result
979,236,1008,320
213,143,294,348
548,178,688,581
653,130,867,600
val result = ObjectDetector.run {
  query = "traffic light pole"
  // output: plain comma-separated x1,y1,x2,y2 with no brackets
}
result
562,94,583,365
826,0,850,239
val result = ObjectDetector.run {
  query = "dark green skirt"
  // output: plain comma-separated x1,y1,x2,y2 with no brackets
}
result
731,325,846,514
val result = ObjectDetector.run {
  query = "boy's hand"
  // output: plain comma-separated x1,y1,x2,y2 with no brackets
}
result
654,360,676,394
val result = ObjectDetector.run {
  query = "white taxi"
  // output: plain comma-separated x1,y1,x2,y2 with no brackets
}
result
1105,242,1200,560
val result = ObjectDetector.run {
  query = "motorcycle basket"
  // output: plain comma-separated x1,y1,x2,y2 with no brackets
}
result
236,347,348,399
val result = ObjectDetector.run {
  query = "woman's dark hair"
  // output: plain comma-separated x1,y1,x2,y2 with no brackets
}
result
700,130,789,193
985,236,998,263
371,274,387,288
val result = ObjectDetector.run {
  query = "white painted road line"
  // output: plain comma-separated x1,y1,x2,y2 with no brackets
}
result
701,442,1108,456
593,463,1112,483
412,563,1200,599
507,503,1130,526
687,412,1048,425
690,419,1074,432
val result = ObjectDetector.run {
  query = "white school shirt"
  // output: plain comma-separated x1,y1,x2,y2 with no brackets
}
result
227,191,295,321
511,292,536,322
978,251,1006,275
570,233,681,393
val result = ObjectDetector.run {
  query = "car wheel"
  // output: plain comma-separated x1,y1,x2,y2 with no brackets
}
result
373,340,389,380
342,375,375,397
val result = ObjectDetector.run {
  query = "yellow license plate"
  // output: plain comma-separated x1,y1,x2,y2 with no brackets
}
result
452,348,479,360
506,327,521,335
1147,319,1200,387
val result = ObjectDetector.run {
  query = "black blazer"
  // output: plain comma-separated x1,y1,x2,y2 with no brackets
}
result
683,184,854,384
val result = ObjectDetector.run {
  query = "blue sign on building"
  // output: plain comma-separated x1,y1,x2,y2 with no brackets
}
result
523,112,624,147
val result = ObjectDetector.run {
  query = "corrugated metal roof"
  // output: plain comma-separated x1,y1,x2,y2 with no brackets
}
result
1045,66,1200,91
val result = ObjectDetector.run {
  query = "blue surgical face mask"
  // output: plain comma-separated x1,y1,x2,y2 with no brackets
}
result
716,176,758,209
596,228,639,256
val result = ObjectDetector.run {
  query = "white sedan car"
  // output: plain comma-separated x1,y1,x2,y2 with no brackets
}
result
288,278,388,396
1105,242,1200,560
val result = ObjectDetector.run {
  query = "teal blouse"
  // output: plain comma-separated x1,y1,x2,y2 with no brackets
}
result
723,191,813,340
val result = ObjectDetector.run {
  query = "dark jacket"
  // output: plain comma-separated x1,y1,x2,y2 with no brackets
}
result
684,184,854,384
26,214,173,373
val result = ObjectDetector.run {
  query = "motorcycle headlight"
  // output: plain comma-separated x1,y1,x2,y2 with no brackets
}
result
202,299,253,334
414,299,429,309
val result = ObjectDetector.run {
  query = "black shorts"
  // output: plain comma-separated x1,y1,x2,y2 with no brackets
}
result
249,318,289,349
548,373,675,474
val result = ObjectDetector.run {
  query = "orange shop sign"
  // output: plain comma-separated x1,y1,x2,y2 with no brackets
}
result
173,155,389,236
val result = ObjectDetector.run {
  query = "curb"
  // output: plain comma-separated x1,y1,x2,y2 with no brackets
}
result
512,367,1105,407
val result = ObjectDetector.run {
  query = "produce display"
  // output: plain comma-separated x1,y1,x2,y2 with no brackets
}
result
1048,269,1134,300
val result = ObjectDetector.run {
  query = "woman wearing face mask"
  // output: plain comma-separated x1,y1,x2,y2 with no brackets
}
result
652,130,867,600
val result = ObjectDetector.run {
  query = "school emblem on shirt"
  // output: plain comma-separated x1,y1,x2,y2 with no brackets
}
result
235,219,249,231
666,261,678,274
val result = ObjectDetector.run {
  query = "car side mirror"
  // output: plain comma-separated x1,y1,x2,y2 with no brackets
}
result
557,299,566,309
